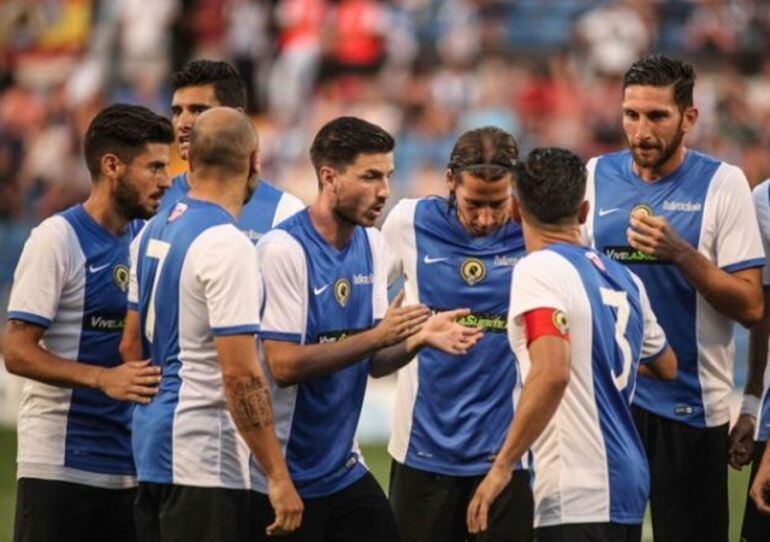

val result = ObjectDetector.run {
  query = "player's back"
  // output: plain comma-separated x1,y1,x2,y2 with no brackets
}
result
509,243,659,527
130,197,261,488
160,173,304,244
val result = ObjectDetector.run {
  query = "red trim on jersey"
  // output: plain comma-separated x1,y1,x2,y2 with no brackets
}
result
524,308,570,346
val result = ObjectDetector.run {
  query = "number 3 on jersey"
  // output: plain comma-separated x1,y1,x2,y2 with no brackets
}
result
144,239,170,343
600,288,632,392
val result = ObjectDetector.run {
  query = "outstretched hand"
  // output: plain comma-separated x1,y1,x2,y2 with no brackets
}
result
413,308,483,355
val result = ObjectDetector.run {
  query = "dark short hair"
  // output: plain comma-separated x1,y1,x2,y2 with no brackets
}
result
170,60,246,109
514,147,586,225
448,126,518,182
84,104,174,178
309,116,395,174
623,55,696,110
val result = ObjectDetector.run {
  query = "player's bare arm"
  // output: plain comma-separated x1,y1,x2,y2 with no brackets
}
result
262,291,431,387
730,291,770,470
216,334,303,535
467,334,570,534
637,345,676,380
627,214,763,327
4,319,160,403
119,309,143,362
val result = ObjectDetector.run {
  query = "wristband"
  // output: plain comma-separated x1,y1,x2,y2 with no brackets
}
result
741,394,761,419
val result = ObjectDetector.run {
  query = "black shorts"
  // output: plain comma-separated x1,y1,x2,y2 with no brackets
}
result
134,482,254,542
632,405,728,542
741,440,770,542
252,471,400,542
535,522,641,542
388,460,534,542
14,477,136,542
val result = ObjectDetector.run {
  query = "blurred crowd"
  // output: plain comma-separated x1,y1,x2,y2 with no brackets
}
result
1,0,770,301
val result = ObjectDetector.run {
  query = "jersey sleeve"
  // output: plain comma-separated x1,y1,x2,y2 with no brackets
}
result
192,226,261,336
380,199,418,287
366,228,389,321
509,251,572,320
752,180,770,287
581,157,599,247
272,191,306,227
630,271,668,362
256,230,307,343
127,226,146,310
711,165,765,272
7,216,74,328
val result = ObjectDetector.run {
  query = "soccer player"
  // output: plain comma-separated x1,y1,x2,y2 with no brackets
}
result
3,104,173,542
733,177,770,541
129,107,302,542
583,55,765,542
382,126,532,542
467,147,676,542
255,116,483,541
162,59,304,235
121,59,304,360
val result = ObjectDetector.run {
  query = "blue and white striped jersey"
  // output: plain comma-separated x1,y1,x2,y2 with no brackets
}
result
255,209,388,498
161,172,304,243
508,244,667,527
585,150,764,428
751,179,770,442
382,198,526,476
8,204,142,488
128,198,262,488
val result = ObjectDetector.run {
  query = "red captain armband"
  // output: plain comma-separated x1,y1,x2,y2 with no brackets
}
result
523,308,570,346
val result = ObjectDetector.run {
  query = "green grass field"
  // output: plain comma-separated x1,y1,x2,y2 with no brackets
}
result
0,426,755,542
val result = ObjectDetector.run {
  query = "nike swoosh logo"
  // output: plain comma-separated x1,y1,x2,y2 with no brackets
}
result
88,263,111,273
598,208,621,217
423,255,448,264
313,285,329,295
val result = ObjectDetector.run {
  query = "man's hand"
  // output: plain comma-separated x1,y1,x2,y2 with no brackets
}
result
627,215,690,261
750,456,770,515
266,476,304,536
467,463,512,534
729,414,756,470
410,308,483,355
96,360,161,404
373,291,430,348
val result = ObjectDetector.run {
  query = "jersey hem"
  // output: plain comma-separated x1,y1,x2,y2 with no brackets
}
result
7,311,52,328
721,258,765,274
534,515,644,528
212,324,260,336
259,330,302,343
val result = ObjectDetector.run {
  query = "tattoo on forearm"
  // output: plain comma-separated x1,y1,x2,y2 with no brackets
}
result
225,376,274,430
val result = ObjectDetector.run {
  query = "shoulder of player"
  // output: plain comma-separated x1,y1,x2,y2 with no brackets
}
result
191,223,253,255
753,178,770,206
514,248,573,280
26,213,78,252
256,228,304,263
591,150,629,173
382,198,419,232
707,159,748,192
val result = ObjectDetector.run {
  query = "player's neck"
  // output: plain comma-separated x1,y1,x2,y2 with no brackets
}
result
632,145,688,182
523,222,584,252
83,186,129,237
188,174,245,220
307,202,356,251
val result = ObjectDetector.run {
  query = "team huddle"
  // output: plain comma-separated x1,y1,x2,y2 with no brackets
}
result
5,54,770,542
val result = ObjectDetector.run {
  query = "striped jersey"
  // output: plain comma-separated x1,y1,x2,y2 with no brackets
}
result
128,197,262,488
255,209,388,498
161,172,304,243
382,198,526,475
585,149,764,428
752,179,770,442
8,204,142,488
508,244,667,527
